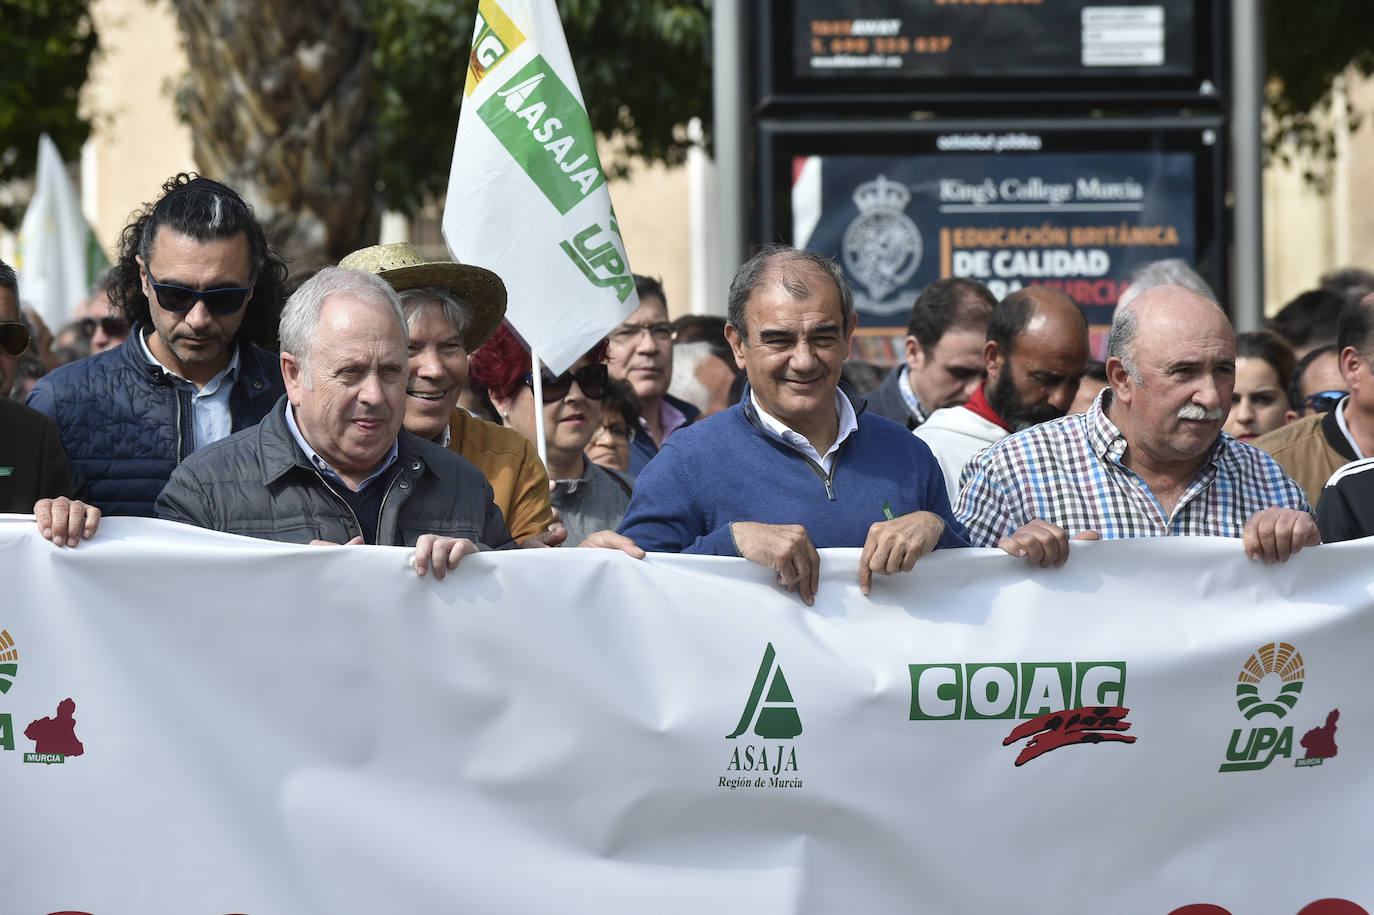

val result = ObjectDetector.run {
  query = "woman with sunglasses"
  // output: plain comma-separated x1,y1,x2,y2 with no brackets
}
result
469,324,633,545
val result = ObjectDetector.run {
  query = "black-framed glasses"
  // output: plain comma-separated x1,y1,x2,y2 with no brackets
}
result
148,269,254,315
608,321,675,345
598,421,636,443
0,321,30,356
523,363,609,401
79,316,130,337
1301,390,1346,414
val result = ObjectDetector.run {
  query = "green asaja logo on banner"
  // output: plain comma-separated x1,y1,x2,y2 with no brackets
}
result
727,642,802,740
720,643,803,790
478,56,607,216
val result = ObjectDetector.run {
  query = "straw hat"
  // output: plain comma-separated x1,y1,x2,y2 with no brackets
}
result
338,242,507,351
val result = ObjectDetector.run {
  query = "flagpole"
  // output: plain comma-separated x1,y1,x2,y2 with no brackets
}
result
531,343,549,470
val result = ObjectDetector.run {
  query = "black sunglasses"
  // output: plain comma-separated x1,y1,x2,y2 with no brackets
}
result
1301,390,1346,414
148,269,254,315
0,321,30,356
80,315,130,337
523,363,609,402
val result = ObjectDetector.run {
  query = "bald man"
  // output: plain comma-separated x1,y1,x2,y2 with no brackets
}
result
956,284,1316,566
916,286,1089,503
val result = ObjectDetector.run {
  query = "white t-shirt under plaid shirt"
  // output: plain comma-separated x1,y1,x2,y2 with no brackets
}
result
955,390,1312,547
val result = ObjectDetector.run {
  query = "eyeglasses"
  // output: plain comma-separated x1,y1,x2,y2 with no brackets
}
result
597,422,636,443
608,321,675,345
148,269,254,315
79,316,130,337
0,322,30,356
523,363,609,401
1301,390,1346,414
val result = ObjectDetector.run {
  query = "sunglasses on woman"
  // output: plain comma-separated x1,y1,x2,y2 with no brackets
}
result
522,363,609,401
148,269,254,315
0,321,31,356
80,316,130,337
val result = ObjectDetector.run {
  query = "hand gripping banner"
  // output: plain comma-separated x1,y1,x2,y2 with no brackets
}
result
2,516,1372,914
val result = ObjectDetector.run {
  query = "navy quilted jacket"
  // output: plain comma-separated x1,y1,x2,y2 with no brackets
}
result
27,325,285,516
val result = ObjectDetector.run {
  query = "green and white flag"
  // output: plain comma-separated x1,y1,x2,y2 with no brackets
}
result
444,0,637,374
17,134,108,329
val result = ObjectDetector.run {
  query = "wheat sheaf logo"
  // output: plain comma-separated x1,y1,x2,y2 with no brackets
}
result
1236,641,1304,720
0,629,16,694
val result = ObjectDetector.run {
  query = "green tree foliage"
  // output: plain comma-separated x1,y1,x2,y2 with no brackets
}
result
1263,0,1374,188
0,0,98,227
368,0,711,216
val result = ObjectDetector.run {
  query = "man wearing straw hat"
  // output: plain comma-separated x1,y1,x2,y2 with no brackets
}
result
339,242,557,543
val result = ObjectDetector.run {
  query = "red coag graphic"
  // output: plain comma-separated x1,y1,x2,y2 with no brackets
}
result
1002,705,1135,766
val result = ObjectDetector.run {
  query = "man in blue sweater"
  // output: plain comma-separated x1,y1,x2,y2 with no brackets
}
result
610,245,967,604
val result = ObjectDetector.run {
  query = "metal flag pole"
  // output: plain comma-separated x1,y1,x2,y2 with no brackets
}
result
530,342,549,470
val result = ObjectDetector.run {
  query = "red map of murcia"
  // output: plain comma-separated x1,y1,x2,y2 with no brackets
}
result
25,698,85,756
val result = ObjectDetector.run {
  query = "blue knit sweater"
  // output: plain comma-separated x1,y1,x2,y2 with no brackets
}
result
616,397,969,555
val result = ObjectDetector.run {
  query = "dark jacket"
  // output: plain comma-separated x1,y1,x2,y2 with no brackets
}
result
0,397,71,512
155,397,514,548
27,325,285,516
864,364,920,430
628,392,700,475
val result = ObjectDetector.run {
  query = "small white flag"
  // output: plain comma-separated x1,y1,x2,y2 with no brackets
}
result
16,134,108,329
443,0,637,374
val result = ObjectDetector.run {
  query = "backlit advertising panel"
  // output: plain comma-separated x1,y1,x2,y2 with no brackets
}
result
758,118,1227,360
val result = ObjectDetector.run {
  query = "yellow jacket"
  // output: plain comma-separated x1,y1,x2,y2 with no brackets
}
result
446,410,553,542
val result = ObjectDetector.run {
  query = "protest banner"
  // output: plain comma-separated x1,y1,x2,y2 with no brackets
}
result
16,134,108,329
2,516,1371,914
443,0,636,376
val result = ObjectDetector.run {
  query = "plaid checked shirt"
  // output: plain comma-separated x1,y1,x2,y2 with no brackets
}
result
955,391,1312,547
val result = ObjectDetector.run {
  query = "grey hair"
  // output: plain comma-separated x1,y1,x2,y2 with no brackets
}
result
1108,284,1228,383
1106,305,1143,382
279,267,407,376
726,244,853,338
397,285,472,341
1117,258,1215,310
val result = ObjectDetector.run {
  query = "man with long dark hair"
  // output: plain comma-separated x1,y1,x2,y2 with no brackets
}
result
28,174,287,516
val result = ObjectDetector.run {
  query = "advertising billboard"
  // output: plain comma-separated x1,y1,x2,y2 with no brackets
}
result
760,0,1226,105
758,117,1227,360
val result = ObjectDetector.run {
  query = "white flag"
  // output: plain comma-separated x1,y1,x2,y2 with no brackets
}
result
16,134,108,329
443,0,637,374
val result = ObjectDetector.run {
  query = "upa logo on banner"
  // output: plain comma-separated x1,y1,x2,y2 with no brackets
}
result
719,642,803,791
0,629,16,754
842,175,922,317
1217,642,1339,773
909,660,1136,766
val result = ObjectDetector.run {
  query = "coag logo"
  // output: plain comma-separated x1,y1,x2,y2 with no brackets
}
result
1218,642,1338,773
909,661,1136,766
719,643,803,791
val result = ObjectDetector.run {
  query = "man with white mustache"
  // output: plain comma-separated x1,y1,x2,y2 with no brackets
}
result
956,284,1317,566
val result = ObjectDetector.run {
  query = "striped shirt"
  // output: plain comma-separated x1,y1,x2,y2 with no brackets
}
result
956,390,1311,547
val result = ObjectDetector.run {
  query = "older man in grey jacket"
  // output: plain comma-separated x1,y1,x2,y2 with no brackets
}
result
155,267,513,578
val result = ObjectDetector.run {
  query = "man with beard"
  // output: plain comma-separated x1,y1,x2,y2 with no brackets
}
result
28,174,286,516
916,287,1089,503
956,285,1317,567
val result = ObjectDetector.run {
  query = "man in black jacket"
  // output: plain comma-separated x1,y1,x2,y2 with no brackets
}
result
28,174,287,516
156,268,513,579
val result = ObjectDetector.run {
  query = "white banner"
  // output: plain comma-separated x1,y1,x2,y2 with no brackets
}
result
2,515,1373,914
16,134,107,329
444,0,636,374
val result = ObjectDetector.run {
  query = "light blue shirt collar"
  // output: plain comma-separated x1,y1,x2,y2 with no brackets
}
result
283,400,399,492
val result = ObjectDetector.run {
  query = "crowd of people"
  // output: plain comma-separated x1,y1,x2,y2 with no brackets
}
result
4,172,1374,600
